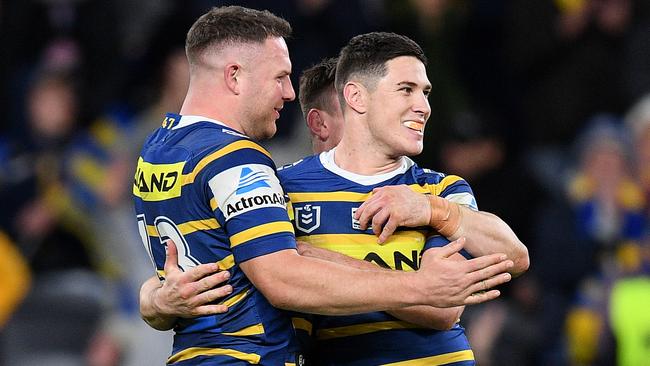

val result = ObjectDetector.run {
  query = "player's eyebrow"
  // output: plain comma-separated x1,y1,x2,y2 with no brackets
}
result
396,81,432,91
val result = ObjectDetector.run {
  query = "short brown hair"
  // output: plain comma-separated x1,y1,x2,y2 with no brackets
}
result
185,6,292,65
298,57,338,120
335,32,426,104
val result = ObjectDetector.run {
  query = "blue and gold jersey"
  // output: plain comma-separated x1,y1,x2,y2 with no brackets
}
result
277,149,477,366
133,113,300,365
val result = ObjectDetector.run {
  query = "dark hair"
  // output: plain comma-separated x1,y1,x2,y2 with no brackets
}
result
298,57,338,119
335,32,426,102
185,6,292,65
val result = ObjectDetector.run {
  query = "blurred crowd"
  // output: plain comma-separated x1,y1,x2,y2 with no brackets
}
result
1,0,650,365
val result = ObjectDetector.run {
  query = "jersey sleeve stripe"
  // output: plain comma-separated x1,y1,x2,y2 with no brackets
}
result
291,317,313,335
316,320,421,340
382,349,475,365
167,346,261,364
427,175,463,196
229,221,295,247
221,323,265,337
182,140,272,186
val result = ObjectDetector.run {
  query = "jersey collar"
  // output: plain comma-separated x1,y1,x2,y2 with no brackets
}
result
166,113,229,130
319,148,415,186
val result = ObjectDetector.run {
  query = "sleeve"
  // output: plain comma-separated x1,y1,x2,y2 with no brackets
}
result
427,174,477,258
206,145,296,263
424,234,472,259
437,175,479,211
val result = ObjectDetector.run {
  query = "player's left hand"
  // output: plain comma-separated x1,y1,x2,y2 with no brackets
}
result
355,185,431,243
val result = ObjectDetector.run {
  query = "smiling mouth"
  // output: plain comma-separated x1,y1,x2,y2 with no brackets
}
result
403,121,425,133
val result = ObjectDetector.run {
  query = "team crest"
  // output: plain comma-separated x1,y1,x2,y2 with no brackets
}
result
295,204,321,233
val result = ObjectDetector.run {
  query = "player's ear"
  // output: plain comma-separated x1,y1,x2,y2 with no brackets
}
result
224,63,241,94
343,82,366,114
306,109,329,141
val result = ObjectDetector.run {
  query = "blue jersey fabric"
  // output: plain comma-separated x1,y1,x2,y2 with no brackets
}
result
133,113,301,365
277,149,477,366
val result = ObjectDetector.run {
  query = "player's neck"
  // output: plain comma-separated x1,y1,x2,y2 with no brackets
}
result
180,88,243,134
334,138,403,176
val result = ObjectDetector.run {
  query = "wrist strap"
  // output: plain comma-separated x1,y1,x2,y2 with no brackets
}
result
428,195,461,237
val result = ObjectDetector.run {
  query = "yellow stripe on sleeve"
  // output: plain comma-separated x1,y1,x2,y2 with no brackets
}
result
182,140,271,186
382,349,475,365
427,175,463,196
229,221,294,248
168,347,261,364
221,323,265,337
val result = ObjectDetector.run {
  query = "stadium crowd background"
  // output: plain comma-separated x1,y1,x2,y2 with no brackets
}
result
1,0,650,365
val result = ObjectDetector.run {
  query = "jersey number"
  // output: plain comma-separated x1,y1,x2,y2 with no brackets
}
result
136,213,201,273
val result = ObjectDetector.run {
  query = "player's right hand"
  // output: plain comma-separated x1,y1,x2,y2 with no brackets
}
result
152,240,233,318
416,237,513,307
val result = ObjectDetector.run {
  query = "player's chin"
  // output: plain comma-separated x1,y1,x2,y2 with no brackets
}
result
404,143,424,157
260,121,277,140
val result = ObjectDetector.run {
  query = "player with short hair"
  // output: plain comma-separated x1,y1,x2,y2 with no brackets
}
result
134,6,514,365
298,57,344,154
279,32,529,365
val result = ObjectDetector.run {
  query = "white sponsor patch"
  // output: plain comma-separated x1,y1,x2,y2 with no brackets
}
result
351,207,361,230
209,164,286,220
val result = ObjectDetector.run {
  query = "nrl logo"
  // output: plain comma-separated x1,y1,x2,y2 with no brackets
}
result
295,204,321,233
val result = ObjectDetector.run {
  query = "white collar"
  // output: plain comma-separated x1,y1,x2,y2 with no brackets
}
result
319,148,414,186
171,115,228,130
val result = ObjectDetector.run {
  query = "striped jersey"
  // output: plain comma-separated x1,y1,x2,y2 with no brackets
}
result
133,113,301,366
277,149,477,366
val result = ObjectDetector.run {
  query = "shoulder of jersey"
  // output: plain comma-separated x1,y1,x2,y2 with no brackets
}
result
413,164,448,184
277,154,320,176
181,123,261,155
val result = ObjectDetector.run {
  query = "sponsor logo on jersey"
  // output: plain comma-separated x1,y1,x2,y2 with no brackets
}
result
226,192,285,216
133,157,184,201
236,167,271,194
295,204,321,233
351,207,361,230
364,250,420,271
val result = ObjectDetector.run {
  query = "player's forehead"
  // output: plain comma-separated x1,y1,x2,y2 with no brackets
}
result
381,56,430,88
254,37,292,74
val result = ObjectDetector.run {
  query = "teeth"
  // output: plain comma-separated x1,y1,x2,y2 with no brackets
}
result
403,121,424,132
